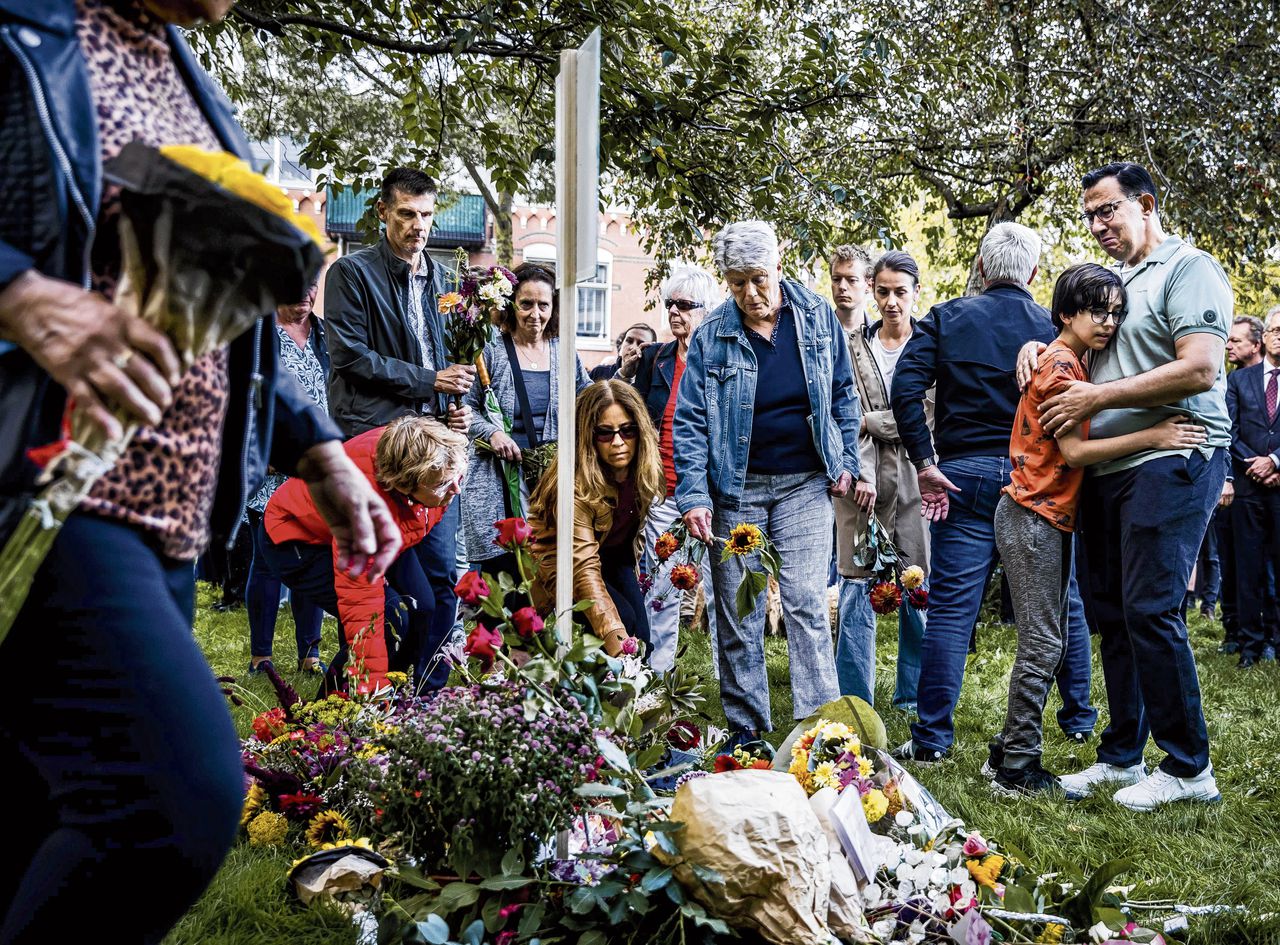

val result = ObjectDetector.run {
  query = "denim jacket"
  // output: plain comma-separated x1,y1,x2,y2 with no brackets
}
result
673,278,861,513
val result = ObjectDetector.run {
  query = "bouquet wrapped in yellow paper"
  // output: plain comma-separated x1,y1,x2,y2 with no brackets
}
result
0,140,325,640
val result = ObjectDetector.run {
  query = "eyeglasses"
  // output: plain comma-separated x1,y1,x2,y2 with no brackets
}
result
1080,194,1139,227
1088,307,1126,326
1264,327,1280,336
593,423,639,443
664,298,703,312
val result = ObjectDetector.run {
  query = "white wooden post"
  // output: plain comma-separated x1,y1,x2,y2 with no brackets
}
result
554,30,601,642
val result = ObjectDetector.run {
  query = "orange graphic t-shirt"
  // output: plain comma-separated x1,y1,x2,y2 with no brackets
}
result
1004,339,1089,532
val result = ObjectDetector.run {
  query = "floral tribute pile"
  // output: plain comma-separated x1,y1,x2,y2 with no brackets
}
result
230,518,1204,945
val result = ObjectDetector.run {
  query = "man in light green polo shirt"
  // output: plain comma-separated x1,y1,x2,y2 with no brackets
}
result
1030,162,1229,812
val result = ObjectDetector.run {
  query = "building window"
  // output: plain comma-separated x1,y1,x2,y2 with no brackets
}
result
520,243,612,344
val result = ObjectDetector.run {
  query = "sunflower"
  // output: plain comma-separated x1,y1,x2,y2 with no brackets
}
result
966,853,1006,889
240,783,267,827
306,809,353,847
725,523,764,556
246,810,290,846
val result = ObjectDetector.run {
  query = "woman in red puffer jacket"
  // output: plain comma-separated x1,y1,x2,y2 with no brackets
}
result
261,416,468,693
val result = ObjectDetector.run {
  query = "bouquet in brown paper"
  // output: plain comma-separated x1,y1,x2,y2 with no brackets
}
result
0,140,324,639
654,769,840,945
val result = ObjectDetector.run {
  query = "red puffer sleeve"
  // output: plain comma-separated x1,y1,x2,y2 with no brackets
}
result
331,540,389,693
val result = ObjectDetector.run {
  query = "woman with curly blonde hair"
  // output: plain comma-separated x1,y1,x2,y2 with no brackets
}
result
528,381,663,655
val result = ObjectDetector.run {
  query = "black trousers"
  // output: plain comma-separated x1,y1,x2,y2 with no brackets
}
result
1232,489,1280,658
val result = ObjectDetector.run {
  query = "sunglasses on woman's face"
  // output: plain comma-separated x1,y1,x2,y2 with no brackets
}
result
593,423,640,443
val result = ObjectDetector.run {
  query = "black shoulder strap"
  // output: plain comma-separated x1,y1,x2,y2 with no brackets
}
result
502,333,541,448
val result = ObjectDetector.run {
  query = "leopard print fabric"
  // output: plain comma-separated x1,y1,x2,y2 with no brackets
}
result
76,0,230,561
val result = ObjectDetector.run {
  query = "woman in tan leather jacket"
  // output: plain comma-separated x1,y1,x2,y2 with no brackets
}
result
527,381,663,656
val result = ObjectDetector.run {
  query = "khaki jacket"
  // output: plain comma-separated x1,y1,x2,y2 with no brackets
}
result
835,322,934,579
528,485,649,654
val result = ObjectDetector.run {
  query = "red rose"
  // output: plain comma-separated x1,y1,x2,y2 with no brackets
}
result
870,581,902,615
494,517,533,549
670,563,700,591
464,624,504,669
713,753,743,773
454,570,491,605
510,606,544,639
907,587,929,611
666,720,702,751
654,531,680,561
278,791,324,820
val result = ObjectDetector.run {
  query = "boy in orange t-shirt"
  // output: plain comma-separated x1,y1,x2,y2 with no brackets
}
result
990,264,1207,797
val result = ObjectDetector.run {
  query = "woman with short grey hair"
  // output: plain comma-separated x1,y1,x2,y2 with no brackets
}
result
635,263,723,670
672,222,862,746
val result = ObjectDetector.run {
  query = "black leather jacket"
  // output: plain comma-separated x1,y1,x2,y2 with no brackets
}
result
323,237,453,436
0,1,341,547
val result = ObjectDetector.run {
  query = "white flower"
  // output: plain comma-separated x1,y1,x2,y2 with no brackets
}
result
895,862,914,880
895,810,915,827
960,879,977,899
872,918,897,939
478,281,503,303
904,848,923,866
906,920,927,944
929,867,949,887
896,879,914,899
949,866,970,885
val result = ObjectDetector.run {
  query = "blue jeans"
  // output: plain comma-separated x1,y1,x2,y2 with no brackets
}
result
644,496,719,673
412,498,461,681
0,514,242,944
911,455,1096,753
835,579,925,708
711,471,839,733
259,526,450,691
246,508,323,664
1082,449,1223,777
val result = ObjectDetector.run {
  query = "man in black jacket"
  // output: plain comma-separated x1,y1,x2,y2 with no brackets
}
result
323,167,474,687
889,222,1096,764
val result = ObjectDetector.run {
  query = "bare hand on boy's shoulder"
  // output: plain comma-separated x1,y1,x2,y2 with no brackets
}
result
1038,380,1101,436
1015,340,1047,391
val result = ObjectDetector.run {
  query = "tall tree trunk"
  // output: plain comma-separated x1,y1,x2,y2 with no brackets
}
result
495,190,514,266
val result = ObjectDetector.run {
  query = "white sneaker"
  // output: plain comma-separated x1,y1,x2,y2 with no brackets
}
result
1059,761,1147,799
1112,766,1221,811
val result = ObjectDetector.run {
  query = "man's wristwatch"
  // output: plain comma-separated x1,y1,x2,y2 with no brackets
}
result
912,457,937,471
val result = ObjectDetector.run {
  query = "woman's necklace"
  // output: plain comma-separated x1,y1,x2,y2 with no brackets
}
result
515,337,548,369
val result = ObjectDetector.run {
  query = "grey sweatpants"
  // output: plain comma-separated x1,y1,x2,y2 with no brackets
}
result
993,494,1072,767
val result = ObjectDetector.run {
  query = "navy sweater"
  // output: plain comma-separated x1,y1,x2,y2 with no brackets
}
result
891,283,1055,463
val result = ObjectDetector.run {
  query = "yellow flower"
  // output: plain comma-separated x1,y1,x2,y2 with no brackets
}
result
436,292,464,314
861,788,889,823
159,144,324,248
1036,924,1065,943
247,810,290,846
813,761,839,790
306,809,353,847
857,756,873,777
725,523,764,556
240,783,267,827
966,853,1006,888
819,721,853,742
788,755,813,792
901,565,925,590
385,671,409,688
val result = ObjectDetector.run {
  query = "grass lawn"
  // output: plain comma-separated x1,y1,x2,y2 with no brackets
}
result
168,584,1280,944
